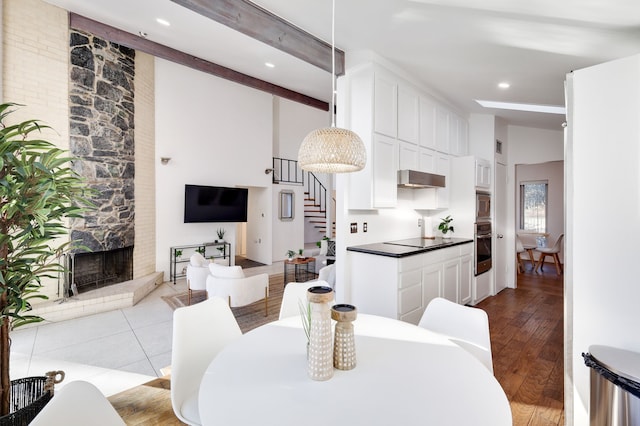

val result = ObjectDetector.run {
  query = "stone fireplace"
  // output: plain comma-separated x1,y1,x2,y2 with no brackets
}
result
67,29,136,294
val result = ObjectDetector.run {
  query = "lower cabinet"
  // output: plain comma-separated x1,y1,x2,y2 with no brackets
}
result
349,242,473,325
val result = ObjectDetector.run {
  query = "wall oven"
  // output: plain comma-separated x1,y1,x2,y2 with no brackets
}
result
476,191,491,220
474,221,492,276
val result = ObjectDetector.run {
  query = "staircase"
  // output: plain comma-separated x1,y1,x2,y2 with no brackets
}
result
271,157,334,239
304,171,335,238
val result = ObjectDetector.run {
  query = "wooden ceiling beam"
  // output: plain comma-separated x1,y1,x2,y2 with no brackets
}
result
69,13,329,111
170,0,345,76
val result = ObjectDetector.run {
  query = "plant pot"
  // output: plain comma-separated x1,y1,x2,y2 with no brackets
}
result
0,376,53,426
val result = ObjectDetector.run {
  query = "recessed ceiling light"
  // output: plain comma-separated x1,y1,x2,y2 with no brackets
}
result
265,62,275,68
476,100,566,115
498,82,510,89
156,18,171,26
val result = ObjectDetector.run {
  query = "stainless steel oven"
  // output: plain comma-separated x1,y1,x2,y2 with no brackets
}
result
476,192,491,220
474,221,492,276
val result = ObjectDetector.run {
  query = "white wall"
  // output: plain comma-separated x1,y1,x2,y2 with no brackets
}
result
154,58,273,278
273,97,329,259
503,125,564,289
568,54,640,425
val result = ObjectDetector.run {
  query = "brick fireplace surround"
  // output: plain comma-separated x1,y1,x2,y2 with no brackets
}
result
5,2,163,324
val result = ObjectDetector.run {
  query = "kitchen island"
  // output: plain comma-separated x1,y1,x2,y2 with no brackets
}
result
347,238,474,324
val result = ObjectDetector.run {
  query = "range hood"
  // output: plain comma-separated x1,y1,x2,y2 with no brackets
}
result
397,170,446,188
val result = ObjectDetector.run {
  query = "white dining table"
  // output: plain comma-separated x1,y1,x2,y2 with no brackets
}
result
199,314,512,426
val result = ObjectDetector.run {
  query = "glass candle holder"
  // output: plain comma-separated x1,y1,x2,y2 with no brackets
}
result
307,286,334,381
331,304,357,370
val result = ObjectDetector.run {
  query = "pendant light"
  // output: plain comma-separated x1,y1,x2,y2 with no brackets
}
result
298,0,366,174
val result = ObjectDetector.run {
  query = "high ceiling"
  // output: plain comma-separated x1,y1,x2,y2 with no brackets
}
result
44,0,640,130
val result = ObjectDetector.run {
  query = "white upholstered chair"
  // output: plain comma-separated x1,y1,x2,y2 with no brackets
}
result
418,297,494,374
534,233,564,275
30,380,125,426
317,263,336,288
278,280,333,320
171,297,242,425
206,263,270,316
186,253,209,305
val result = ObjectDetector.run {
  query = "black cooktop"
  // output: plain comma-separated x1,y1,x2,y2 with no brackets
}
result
384,238,462,249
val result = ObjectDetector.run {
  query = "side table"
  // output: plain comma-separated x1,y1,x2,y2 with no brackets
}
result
283,257,316,284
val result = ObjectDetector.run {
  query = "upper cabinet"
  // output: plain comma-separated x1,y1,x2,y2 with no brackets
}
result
397,86,419,144
374,71,397,138
475,158,491,190
343,62,469,209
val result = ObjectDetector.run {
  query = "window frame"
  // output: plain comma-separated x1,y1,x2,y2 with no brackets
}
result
519,180,548,232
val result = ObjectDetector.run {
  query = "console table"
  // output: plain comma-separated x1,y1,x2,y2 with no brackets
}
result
283,257,316,284
169,242,231,284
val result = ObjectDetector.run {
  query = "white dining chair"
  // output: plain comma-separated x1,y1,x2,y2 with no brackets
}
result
534,233,564,275
186,252,209,305
171,296,242,425
418,297,494,374
30,380,125,426
278,280,332,320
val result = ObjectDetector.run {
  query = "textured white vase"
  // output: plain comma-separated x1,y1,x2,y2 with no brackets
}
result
332,304,357,370
307,286,334,381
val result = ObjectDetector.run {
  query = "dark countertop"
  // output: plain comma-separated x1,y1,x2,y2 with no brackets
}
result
347,237,473,258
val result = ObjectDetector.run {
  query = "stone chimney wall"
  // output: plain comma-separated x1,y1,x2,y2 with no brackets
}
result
68,29,135,252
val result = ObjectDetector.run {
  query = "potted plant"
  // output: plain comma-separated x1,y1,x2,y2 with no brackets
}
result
0,104,92,417
286,250,296,261
216,227,226,242
438,215,455,238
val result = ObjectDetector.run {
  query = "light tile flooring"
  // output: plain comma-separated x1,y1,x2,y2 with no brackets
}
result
9,261,283,397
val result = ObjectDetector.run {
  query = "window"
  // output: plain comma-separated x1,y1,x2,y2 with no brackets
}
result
520,181,547,232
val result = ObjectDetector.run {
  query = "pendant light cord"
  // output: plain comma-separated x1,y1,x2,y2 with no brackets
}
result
331,0,336,128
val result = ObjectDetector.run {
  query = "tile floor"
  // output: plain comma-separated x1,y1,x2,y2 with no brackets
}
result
9,261,284,397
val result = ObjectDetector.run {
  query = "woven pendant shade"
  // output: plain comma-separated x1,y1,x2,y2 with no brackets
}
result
298,126,366,173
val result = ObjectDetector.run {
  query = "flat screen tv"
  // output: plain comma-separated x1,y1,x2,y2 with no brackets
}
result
184,185,248,223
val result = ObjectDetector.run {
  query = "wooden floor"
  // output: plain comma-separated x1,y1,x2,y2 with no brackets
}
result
477,265,565,425
109,266,564,425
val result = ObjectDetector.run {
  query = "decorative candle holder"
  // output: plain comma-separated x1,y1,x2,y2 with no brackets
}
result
307,286,334,381
331,304,357,370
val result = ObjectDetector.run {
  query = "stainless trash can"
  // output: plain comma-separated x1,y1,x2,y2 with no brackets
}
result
583,345,640,426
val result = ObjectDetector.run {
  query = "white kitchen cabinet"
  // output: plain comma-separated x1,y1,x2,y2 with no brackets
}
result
436,153,450,208
418,147,437,173
435,106,449,153
399,140,419,170
398,85,419,144
419,96,436,150
442,258,459,303
449,113,469,157
373,133,399,208
349,243,473,325
476,158,491,190
459,253,473,305
374,71,397,138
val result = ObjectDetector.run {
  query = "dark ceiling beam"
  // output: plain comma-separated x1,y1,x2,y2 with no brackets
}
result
69,13,328,111
170,0,344,76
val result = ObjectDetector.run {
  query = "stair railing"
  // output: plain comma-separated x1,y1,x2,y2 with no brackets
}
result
272,157,304,185
306,171,327,218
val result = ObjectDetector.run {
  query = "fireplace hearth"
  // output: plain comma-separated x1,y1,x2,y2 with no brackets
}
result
68,247,133,295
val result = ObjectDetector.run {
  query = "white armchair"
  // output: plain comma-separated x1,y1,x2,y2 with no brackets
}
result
186,253,209,305
206,263,270,316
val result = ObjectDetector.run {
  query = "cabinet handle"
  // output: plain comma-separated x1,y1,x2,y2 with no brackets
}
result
497,234,504,239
